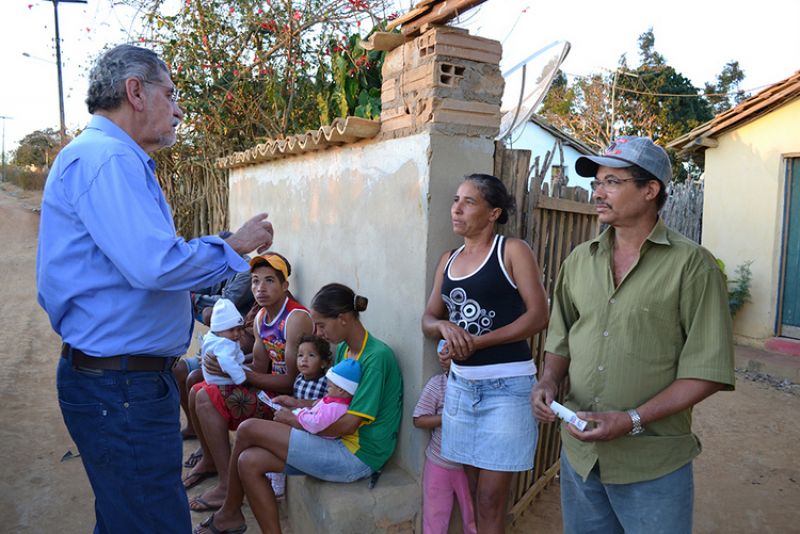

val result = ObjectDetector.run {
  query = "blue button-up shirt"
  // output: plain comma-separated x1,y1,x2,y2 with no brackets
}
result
36,115,249,357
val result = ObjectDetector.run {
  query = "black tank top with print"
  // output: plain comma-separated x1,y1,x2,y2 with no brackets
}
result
441,234,531,367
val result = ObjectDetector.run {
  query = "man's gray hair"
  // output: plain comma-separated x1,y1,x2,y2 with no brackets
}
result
86,44,169,114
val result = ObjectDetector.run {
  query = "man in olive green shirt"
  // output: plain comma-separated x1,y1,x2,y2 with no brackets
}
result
531,136,735,534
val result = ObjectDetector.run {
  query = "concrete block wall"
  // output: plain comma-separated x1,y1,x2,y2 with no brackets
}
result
228,131,496,531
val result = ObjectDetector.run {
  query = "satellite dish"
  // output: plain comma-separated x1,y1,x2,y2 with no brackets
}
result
496,40,571,141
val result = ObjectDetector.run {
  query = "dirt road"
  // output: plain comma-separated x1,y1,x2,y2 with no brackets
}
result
0,184,95,532
2,183,798,533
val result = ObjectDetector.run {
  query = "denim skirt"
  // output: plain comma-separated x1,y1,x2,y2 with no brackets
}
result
284,428,373,482
441,372,538,472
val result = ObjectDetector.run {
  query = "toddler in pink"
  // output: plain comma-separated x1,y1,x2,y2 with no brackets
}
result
414,356,477,534
289,358,361,436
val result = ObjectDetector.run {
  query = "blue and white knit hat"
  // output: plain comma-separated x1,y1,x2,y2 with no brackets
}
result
326,359,361,395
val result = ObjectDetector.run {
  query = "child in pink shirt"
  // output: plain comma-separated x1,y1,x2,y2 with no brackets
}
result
414,354,477,534
280,358,361,436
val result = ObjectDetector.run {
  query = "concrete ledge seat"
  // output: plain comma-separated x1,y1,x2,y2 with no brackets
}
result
287,462,419,533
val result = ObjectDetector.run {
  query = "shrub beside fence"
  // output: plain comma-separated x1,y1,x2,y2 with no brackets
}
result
2,166,47,191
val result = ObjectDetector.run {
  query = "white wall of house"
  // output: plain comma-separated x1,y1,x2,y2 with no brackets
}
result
701,97,800,342
228,131,495,477
508,121,592,191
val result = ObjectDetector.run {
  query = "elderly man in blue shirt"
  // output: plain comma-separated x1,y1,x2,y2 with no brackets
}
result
36,44,273,534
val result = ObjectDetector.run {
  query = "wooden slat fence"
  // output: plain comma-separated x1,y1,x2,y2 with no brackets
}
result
660,179,704,243
493,140,600,524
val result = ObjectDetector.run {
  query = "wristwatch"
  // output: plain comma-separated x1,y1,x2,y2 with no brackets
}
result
627,409,644,436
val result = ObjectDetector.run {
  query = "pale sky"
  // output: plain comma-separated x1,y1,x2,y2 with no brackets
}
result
1,0,798,153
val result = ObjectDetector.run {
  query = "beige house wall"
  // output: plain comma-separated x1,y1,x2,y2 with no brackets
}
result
228,131,494,477
701,97,800,342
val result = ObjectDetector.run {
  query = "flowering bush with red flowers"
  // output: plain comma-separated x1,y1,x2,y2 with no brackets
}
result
120,0,397,237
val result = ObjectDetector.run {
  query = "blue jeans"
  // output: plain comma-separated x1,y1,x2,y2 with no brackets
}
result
57,357,191,534
560,449,693,534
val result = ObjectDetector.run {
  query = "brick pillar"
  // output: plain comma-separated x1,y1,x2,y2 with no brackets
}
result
380,27,504,138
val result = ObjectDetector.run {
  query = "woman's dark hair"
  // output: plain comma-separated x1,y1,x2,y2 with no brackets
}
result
464,173,515,224
296,334,332,362
311,283,368,318
630,165,668,211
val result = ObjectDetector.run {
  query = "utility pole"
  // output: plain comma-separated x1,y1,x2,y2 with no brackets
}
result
0,116,11,182
48,0,87,146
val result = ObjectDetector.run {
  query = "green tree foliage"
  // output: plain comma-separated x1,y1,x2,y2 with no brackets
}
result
540,28,743,181
315,32,385,126
615,30,713,144
704,60,748,115
615,63,712,143
120,0,393,237
636,28,665,66
539,72,613,152
12,128,66,169
539,70,574,118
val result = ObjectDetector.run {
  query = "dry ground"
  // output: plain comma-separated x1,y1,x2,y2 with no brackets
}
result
1,183,798,533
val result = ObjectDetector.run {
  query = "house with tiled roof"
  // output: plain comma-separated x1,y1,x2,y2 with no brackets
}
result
668,70,800,348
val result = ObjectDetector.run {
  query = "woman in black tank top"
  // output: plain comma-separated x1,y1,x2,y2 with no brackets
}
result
422,173,549,533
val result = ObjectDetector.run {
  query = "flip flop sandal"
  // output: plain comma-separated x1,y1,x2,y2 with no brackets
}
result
193,512,247,534
184,449,204,468
189,496,222,513
183,471,217,490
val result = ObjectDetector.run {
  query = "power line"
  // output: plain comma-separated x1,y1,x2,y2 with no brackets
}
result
561,70,771,99
500,5,530,45
614,85,755,98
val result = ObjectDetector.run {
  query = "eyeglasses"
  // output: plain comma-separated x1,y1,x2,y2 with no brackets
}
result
589,177,636,192
144,80,180,103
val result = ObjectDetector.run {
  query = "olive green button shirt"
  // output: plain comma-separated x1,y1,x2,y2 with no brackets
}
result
544,218,735,484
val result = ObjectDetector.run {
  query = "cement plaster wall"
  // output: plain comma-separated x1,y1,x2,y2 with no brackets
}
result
228,131,495,477
702,97,800,341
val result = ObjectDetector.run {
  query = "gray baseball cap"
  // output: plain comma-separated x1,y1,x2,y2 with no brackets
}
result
575,136,672,185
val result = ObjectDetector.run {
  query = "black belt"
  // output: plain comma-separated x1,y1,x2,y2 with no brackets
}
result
61,343,177,372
